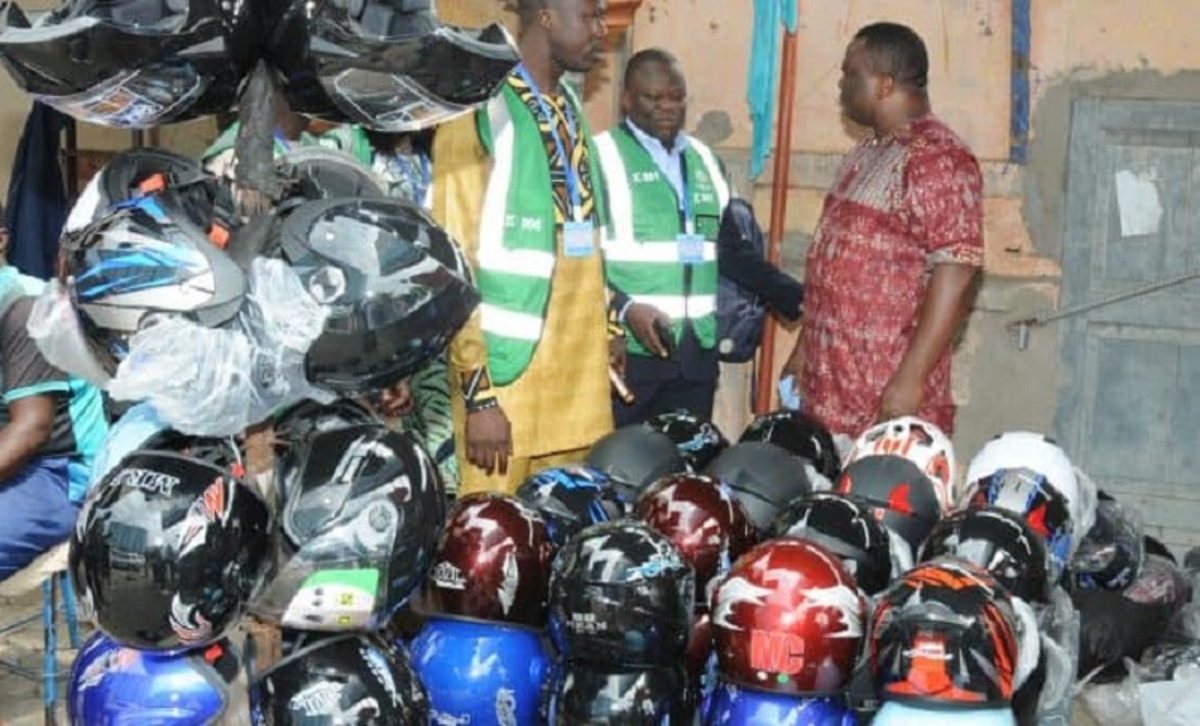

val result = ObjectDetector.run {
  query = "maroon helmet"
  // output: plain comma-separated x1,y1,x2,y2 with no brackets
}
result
636,474,757,606
425,493,554,628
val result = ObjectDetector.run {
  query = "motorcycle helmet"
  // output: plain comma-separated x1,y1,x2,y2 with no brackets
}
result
869,559,1020,708
270,0,520,131
920,506,1051,604
276,196,479,396
250,634,428,724
546,661,689,726
70,431,270,651
711,538,865,696
835,455,941,556
644,410,729,472
586,424,687,491
426,493,554,628
965,432,1081,526
409,616,551,726
69,632,241,725
961,468,1073,584
515,466,631,547
771,492,893,597
251,423,445,631
63,194,247,376
848,416,957,513
275,146,387,202
273,398,380,442
549,521,694,667
686,610,714,686
703,683,856,726
872,701,1016,726
636,474,756,606
0,0,251,127
704,442,813,535
1070,495,1144,591
88,401,170,494
740,409,841,483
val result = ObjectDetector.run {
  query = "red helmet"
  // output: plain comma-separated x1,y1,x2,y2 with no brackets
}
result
686,610,714,685
710,539,866,696
636,474,757,606
425,494,553,628
870,559,1020,708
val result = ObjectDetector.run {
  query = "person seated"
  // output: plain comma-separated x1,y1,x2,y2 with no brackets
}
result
0,209,108,581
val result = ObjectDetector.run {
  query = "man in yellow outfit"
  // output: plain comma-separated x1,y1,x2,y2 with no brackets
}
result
431,0,614,494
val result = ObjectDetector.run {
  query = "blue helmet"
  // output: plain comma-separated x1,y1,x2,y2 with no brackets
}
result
702,682,856,726
409,617,550,726
69,631,239,725
516,466,631,546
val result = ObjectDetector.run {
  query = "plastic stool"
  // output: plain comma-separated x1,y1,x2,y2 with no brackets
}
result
0,543,82,725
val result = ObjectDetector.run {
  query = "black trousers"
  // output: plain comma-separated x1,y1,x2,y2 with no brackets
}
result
613,377,717,427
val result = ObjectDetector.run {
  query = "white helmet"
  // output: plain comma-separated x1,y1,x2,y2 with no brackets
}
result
964,432,1082,530
873,701,1016,725
847,416,957,514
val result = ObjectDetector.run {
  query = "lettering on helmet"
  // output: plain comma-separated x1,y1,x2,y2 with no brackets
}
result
112,467,181,496
495,687,517,726
432,711,471,726
431,561,467,591
569,612,608,634
290,682,343,716
749,629,805,674
497,550,519,615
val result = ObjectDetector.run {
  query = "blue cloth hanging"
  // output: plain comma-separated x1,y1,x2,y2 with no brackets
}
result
5,102,69,279
747,0,799,180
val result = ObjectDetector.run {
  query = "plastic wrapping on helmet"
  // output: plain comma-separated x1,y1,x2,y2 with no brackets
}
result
586,425,688,492
515,466,631,547
740,409,841,483
771,492,893,597
409,617,551,726
835,455,942,555
710,538,865,696
546,662,690,726
870,559,1021,708
635,474,757,606
272,0,520,130
549,521,694,667
0,0,252,127
425,493,554,628
251,424,445,630
69,631,239,725
27,280,111,387
704,441,813,534
277,196,479,396
70,431,271,652
920,506,1052,604
643,410,729,472
250,634,429,724
848,416,957,512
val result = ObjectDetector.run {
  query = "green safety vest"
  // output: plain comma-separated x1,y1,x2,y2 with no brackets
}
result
594,125,730,356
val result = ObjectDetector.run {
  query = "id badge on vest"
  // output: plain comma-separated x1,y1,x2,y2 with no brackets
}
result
564,219,595,258
677,233,705,265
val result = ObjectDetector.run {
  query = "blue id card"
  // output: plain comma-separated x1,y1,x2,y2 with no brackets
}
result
564,221,595,258
677,233,705,265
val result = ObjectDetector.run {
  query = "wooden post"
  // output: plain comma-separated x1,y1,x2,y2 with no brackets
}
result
241,421,281,671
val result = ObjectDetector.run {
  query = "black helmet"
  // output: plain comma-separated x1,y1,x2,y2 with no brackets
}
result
546,662,689,725
70,431,270,652
276,197,479,396
643,409,729,472
704,441,812,535
549,521,694,667
275,146,388,202
920,507,1052,604
273,398,380,445
740,409,841,482
835,455,941,555
251,423,445,631
1070,496,1144,592
585,425,687,492
771,492,893,596
870,559,1021,708
0,0,252,128
250,634,429,724
63,194,247,376
515,466,631,547
269,0,520,131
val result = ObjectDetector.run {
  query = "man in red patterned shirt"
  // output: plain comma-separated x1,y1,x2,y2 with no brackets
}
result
781,22,983,437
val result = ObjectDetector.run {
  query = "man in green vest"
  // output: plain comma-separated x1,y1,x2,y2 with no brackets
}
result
595,49,734,426
431,0,615,495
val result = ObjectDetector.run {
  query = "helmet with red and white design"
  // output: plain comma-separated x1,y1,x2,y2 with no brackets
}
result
848,417,957,513
835,455,942,557
710,538,866,695
425,494,554,628
635,474,757,606
869,559,1021,708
